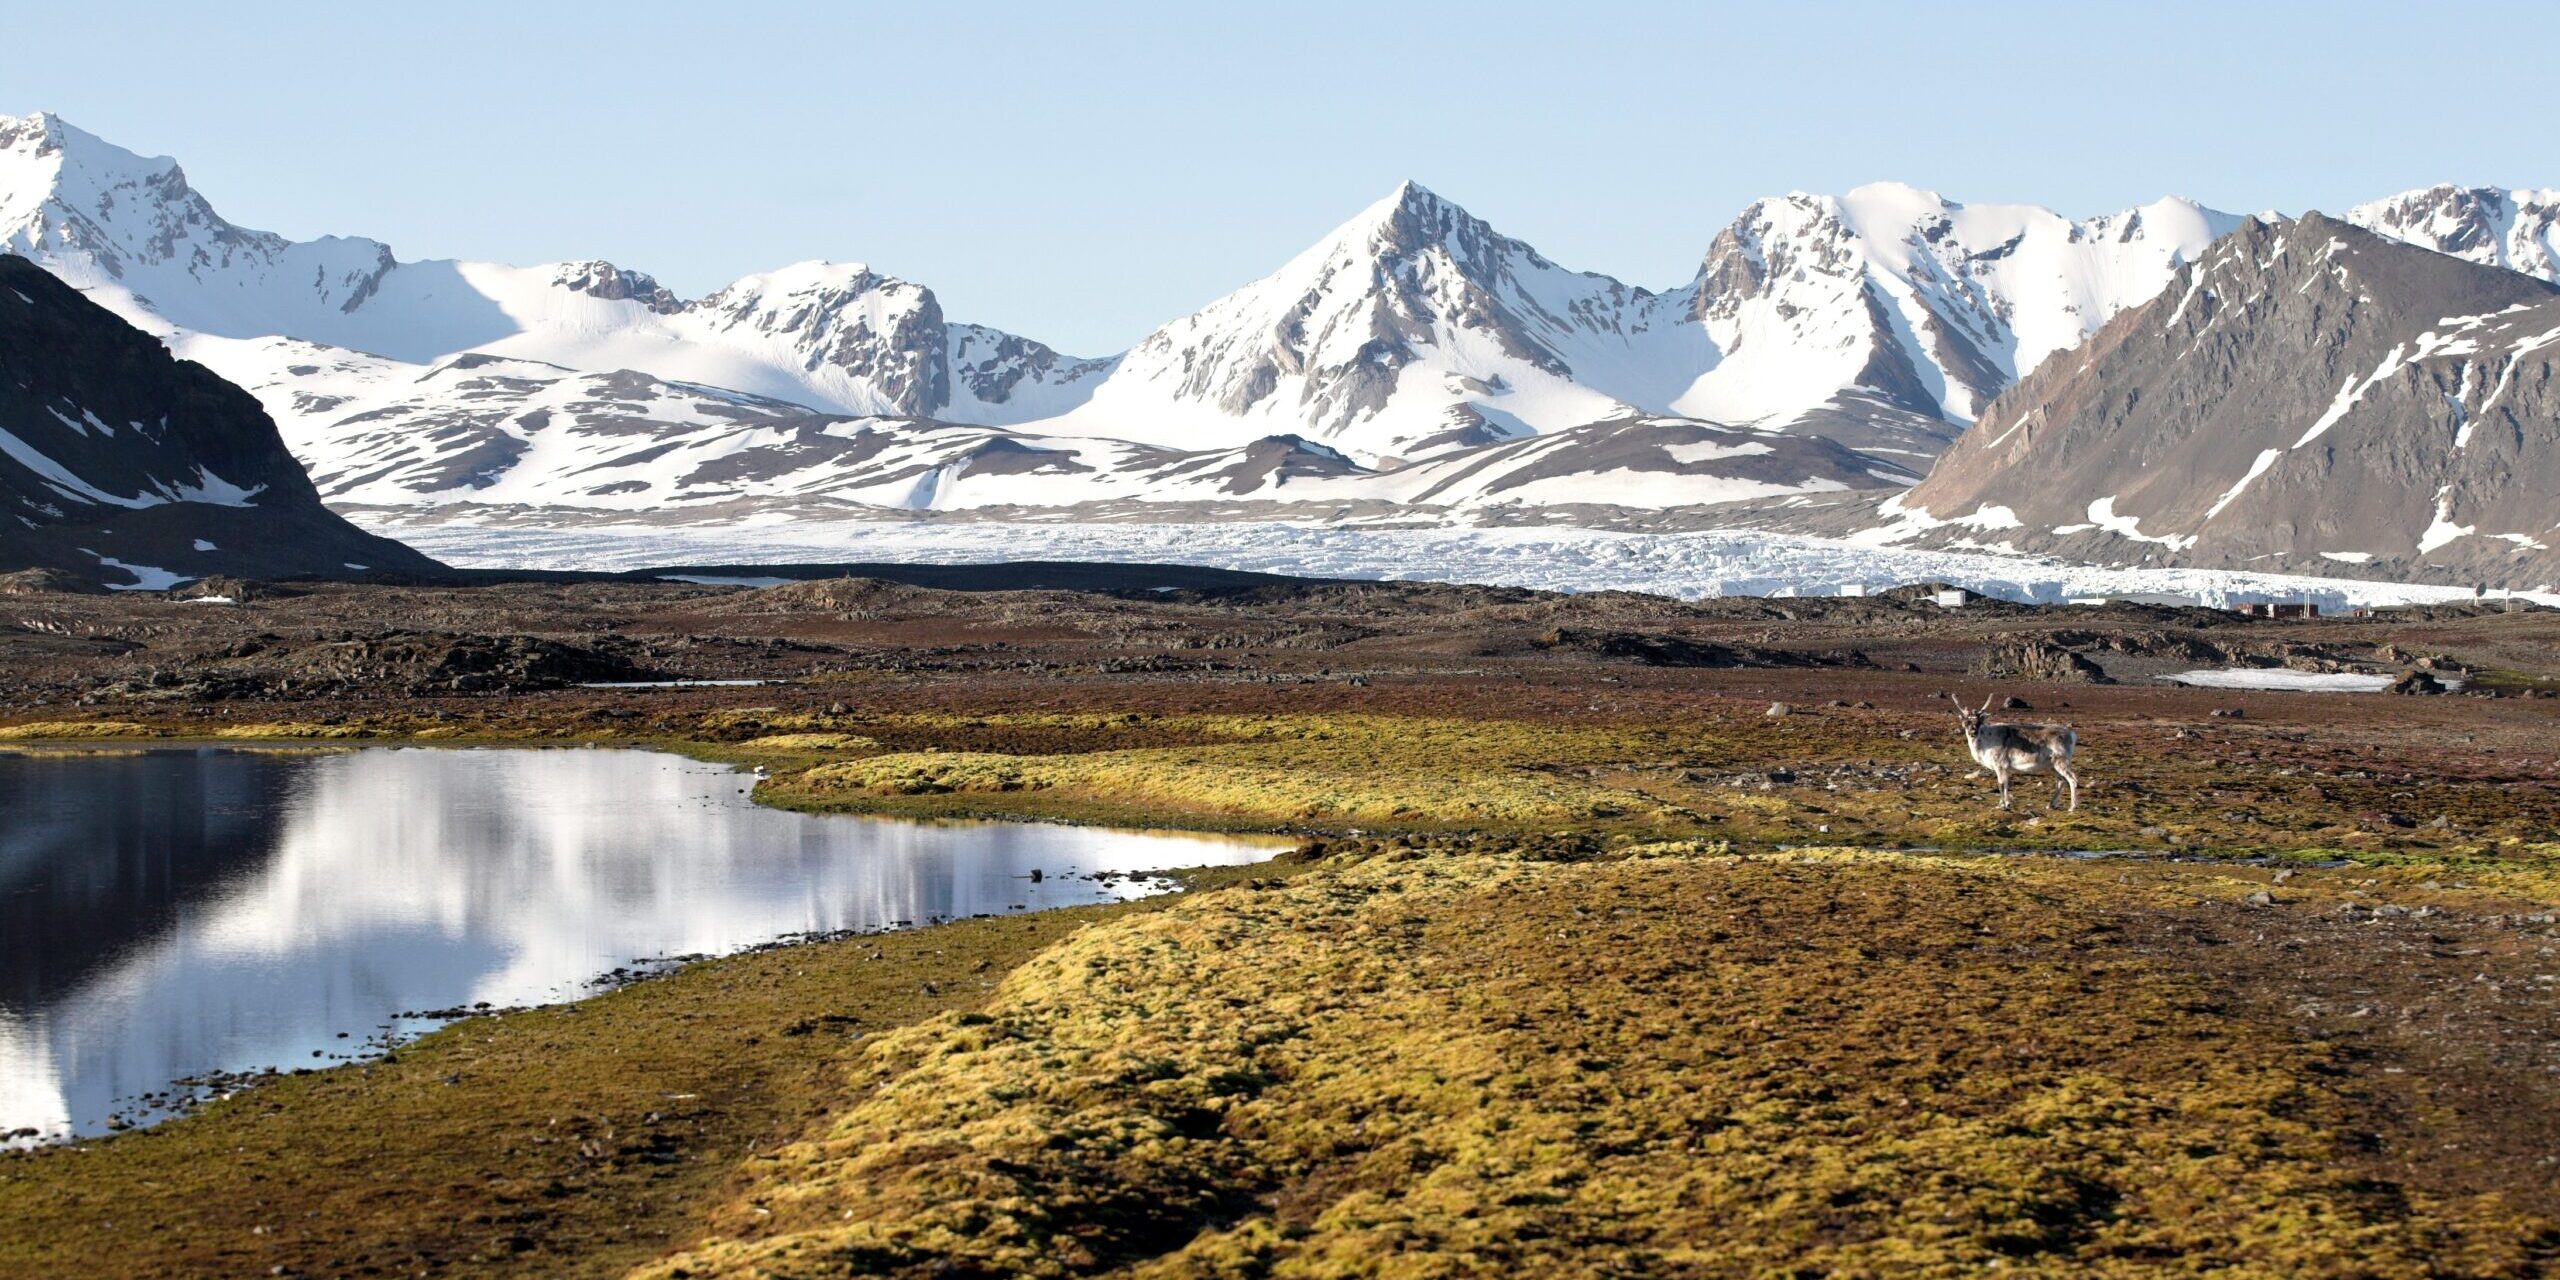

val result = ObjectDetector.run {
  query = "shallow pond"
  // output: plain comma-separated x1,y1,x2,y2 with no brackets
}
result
0,746,1283,1144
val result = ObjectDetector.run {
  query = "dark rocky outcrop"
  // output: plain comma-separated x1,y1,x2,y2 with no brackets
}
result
1974,638,2112,683
1533,627,1874,669
2387,670,2448,695
93,630,655,701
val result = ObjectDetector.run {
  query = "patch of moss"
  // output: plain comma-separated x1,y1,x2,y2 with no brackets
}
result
210,720,383,739
637,849,2553,1278
0,719,159,739
730,709,2560,880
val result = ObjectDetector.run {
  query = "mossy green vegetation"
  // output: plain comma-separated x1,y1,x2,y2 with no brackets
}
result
0,719,159,739
209,719,384,739
790,715,1658,828
744,708,2560,877
6,686,2558,1276
636,847,2556,1278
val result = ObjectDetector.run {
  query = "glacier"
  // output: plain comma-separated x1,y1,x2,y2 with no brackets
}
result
375,519,2557,611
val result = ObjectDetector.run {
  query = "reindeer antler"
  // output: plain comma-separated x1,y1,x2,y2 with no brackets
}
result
1979,692,1996,713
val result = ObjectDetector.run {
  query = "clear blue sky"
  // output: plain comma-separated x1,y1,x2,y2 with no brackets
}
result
8,1,2550,354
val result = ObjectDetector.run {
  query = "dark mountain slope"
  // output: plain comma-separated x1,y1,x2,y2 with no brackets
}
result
0,255,441,588
1887,214,2560,590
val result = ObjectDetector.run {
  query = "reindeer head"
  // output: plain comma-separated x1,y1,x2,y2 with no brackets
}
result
1947,691,1994,738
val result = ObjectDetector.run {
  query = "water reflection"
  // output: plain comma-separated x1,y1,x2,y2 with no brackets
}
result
0,746,1279,1143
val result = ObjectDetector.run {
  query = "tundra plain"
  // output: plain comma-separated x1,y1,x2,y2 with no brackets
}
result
1,573,2556,1277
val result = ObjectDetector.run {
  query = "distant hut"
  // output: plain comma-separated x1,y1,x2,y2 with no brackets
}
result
2236,601,2320,619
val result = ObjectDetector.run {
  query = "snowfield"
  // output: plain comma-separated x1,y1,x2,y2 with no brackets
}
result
2163,670,2424,692
375,519,2558,610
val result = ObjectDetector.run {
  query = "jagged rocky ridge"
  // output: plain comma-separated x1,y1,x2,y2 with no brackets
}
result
0,255,443,589
2349,184,2560,282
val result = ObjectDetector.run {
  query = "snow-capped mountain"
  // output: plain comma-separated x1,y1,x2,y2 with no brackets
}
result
1872,214,2560,588
0,256,440,588
1041,182,1686,463
1043,181,2239,465
0,113,2244,472
2349,185,2560,283
12,109,2553,554
0,111,1104,425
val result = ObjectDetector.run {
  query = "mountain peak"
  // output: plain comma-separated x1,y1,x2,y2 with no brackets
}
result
0,109,75,152
1387,178,1446,209
698,259,904,309
0,108,278,303
1329,179,1474,246
2346,183,2560,283
0,110,174,180
550,260,683,314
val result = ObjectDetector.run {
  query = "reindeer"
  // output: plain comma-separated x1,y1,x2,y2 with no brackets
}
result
1949,693,2080,811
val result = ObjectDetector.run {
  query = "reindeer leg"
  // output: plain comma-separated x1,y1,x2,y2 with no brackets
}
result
1995,764,2012,810
2056,760,2079,812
